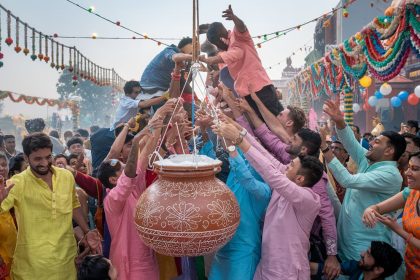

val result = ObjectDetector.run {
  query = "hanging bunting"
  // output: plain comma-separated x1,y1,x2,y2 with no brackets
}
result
14,17,21,53
0,9,4,68
44,34,49,62
50,38,55,68
287,1,419,99
38,31,43,60
0,4,126,91
5,10,13,46
23,23,29,55
55,41,59,70
30,28,36,61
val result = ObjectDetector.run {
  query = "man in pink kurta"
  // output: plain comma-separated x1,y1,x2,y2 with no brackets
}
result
204,5,283,120
104,167,159,280
213,124,323,280
98,126,160,280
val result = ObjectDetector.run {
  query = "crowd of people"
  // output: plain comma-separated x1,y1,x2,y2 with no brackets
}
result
1,5,420,280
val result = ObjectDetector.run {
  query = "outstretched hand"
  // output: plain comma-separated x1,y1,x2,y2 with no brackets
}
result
212,121,240,142
323,99,344,127
362,207,379,228
222,5,236,21
196,111,213,129
236,98,253,113
154,98,177,118
0,176,14,204
375,212,399,231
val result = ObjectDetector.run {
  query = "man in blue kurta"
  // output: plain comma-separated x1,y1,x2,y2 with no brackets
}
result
140,38,194,100
199,139,271,280
322,100,406,262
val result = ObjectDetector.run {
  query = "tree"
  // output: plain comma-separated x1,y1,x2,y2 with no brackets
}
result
56,70,118,128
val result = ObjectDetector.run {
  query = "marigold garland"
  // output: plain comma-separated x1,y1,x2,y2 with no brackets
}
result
0,91,74,109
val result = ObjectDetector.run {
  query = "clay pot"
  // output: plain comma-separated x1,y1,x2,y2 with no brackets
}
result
135,155,240,256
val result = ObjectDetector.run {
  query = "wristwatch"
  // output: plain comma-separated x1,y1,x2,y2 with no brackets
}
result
227,145,236,153
240,128,248,137
321,145,330,153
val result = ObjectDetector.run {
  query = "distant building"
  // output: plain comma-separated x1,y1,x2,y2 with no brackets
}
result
300,0,419,133
272,57,301,106
305,0,386,66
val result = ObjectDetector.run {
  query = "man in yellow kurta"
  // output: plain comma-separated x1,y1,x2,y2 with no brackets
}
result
0,133,102,280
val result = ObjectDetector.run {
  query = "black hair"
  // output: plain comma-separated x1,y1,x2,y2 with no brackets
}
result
77,255,111,280
67,137,84,149
207,22,226,47
68,153,79,165
64,130,73,138
406,120,419,133
297,155,324,187
22,133,53,157
297,128,322,156
3,134,15,141
54,153,68,164
402,133,420,149
25,118,45,133
363,132,372,137
114,125,135,144
49,130,60,139
380,131,407,161
90,125,100,134
123,80,141,95
351,125,360,134
97,159,122,189
177,37,192,50
332,140,343,145
370,241,402,278
77,128,90,138
8,153,25,177
287,106,307,134
409,151,420,160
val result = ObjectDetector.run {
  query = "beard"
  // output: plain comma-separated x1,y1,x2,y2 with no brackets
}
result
30,162,52,176
286,145,301,156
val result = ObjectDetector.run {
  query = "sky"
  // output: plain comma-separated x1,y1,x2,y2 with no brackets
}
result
0,0,339,119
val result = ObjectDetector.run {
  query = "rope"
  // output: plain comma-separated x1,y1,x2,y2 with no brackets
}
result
175,122,186,154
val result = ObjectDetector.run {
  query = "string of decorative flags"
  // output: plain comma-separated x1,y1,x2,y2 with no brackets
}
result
287,0,419,100
264,39,313,70
64,0,357,49
254,0,359,48
49,35,181,41
0,4,127,91
64,0,171,47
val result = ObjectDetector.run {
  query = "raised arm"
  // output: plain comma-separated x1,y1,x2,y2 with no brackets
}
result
213,120,285,173
324,99,367,166
327,159,401,193
249,92,290,143
172,53,193,63
106,128,150,214
222,5,247,33
168,62,183,98
237,97,264,130
105,122,132,161
362,191,406,228
228,150,271,201
138,96,168,109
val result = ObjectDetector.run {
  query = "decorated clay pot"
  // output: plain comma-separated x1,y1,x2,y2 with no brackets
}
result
135,154,240,256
